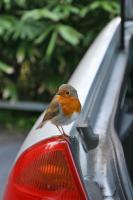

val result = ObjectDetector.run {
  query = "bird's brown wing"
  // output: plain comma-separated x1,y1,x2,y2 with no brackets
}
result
36,96,60,129
43,96,60,121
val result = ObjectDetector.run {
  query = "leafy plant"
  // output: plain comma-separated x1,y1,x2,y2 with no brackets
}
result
0,110,38,131
0,0,120,102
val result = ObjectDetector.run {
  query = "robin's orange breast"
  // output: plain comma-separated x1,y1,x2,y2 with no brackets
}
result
57,95,81,117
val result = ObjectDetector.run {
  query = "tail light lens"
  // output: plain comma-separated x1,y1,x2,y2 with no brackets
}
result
3,136,87,200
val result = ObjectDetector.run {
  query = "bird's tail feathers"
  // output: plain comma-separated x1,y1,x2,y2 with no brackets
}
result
36,121,46,130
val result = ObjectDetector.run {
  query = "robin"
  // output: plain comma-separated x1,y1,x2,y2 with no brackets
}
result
36,84,81,135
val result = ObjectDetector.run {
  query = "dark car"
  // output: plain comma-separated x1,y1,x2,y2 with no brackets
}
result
3,1,133,199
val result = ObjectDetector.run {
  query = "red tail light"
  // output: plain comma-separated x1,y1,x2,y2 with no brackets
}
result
3,136,87,200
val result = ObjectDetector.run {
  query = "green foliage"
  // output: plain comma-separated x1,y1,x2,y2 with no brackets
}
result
0,61,14,74
0,0,120,102
0,110,38,131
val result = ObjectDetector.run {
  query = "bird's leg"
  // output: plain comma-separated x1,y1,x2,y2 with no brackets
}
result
60,126,66,135
56,125,66,135
56,125,63,135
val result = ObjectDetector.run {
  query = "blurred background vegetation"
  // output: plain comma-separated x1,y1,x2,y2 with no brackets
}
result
0,0,120,130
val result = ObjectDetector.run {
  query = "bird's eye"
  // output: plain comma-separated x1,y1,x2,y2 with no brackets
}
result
66,91,70,95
